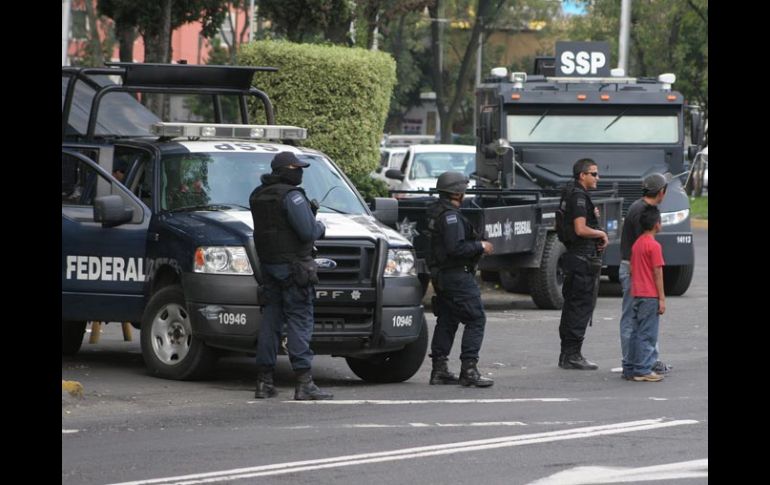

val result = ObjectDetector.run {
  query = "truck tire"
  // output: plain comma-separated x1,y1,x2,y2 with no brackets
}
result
529,233,566,310
345,316,428,383
480,270,499,283
499,269,530,294
62,321,87,356
663,265,694,296
140,285,217,380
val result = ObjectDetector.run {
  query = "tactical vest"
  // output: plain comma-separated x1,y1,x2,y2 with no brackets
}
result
565,183,600,255
249,183,313,264
426,199,480,271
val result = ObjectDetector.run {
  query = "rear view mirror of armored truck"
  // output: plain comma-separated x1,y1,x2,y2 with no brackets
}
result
94,195,134,227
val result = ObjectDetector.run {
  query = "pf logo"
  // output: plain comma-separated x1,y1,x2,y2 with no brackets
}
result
555,41,610,77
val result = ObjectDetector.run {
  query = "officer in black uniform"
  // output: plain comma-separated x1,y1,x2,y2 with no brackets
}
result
249,151,333,400
558,158,608,370
426,171,494,387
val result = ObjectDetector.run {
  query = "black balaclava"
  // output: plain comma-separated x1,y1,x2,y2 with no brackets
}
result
276,166,303,186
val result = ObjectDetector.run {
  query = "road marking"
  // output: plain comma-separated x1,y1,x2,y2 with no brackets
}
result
525,458,708,484
62,429,79,434
281,420,589,430
104,418,698,485
282,398,576,404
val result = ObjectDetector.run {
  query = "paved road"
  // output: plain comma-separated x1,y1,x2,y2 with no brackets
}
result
62,228,707,485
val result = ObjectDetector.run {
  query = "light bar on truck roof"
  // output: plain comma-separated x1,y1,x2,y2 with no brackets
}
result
658,73,676,91
150,122,307,140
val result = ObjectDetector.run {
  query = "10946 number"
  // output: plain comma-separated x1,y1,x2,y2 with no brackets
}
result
392,315,413,327
218,313,247,325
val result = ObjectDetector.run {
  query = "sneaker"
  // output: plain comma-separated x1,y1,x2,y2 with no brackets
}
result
651,360,672,374
633,372,664,382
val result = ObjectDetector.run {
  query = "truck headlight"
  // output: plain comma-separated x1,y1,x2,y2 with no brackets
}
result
660,209,689,226
384,249,416,277
194,247,253,275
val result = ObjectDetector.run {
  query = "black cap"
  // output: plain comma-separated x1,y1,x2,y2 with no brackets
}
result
271,151,310,169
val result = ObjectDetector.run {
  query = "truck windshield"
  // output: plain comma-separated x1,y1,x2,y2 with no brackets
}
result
506,113,678,144
160,151,368,214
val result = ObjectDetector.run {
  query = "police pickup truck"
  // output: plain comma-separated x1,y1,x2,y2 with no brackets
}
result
62,63,426,382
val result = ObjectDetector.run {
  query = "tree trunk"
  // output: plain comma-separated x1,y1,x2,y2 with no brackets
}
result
116,22,136,63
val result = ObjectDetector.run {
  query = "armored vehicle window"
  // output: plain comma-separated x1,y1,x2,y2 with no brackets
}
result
506,111,678,144
62,153,100,207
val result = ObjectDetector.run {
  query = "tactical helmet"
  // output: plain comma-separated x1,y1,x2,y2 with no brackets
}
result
436,171,469,194
642,172,669,193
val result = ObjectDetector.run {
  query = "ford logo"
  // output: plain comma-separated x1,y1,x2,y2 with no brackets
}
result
314,258,337,269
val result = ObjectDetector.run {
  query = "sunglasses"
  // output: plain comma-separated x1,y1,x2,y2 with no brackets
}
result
584,171,599,177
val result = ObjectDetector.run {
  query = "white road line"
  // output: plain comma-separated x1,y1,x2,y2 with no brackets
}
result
282,398,576,404
62,429,79,434
105,418,698,485
282,420,585,430
525,459,708,484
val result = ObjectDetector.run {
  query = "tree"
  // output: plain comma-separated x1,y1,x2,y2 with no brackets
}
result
428,0,507,142
257,0,354,44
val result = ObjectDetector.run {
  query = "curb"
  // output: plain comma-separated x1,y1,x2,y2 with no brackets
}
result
691,218,708,230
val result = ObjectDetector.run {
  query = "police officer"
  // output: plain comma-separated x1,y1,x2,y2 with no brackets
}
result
558,158,608,371
618,173,671,380
249,151,333,400
426,171,494,387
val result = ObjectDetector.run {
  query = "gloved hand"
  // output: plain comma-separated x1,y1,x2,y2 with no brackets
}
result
310,198,320,215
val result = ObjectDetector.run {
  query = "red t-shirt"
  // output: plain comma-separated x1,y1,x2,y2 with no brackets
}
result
630,234,665,298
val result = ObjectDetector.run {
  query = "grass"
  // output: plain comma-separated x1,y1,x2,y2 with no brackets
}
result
689,195,708,219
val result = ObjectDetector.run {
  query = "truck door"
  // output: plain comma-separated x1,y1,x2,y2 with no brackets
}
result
62,149,150,323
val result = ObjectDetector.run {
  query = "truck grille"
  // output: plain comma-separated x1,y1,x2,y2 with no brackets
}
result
314,240,376,286
596,180,643,216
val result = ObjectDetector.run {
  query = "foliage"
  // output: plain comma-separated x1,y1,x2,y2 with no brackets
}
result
238,40,396,184
257,0,354,44
348,172,391,200
564,0,708,121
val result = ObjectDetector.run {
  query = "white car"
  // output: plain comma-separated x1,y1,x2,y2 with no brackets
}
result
371,147,407,184
385,144,476,198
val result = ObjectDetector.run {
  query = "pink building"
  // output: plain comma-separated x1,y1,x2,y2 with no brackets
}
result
66,0,251,66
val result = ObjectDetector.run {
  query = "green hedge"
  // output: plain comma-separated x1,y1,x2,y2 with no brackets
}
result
239,40,396,187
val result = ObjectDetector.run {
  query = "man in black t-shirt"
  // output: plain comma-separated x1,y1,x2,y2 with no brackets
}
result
558,158,608,371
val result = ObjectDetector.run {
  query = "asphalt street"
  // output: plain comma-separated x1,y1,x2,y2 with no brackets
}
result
62,228,707,485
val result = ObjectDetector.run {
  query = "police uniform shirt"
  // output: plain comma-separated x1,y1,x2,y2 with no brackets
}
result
619,198,649,261
285,189,325,242
567,183,599,256
440,208,483,261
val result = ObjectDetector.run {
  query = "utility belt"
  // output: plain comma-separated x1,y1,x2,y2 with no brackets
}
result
439,264,476,274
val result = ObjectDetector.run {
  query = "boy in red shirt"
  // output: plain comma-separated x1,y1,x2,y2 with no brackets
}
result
629,205,666,382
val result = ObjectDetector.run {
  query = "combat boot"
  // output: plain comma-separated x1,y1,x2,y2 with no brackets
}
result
561,352,599,370
430,356,460,385
254,366,278,399
294,369,333,400
459,359,494,387
558,351,566,368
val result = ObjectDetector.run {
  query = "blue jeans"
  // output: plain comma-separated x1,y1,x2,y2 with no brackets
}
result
629,297,660,376
255,263,315,371
619,261,659,377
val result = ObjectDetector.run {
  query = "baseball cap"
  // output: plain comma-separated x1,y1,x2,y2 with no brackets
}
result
642,172,671,192
271,151,310,169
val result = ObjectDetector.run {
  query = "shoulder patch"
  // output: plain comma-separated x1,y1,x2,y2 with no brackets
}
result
445,213,458,224
576,196,586,207
291,193,304,206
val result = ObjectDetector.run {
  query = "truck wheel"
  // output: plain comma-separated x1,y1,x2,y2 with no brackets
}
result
529,233,566,310
480,270,499,283
499,269,530,294
62,321,87,356
345,316,428,383
663,265,694,296
140,285,217,380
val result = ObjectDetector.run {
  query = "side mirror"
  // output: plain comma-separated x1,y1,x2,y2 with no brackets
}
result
385,169,404,181
485,138,512,159
371,197,398,226
94,194,134,228
687,145,699,162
